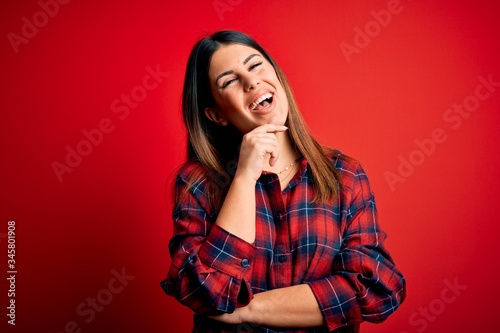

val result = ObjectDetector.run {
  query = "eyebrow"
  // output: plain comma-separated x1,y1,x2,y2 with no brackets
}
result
215,53,262,86
243,53,260,65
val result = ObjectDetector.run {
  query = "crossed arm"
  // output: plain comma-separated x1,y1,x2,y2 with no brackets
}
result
212,279,323,327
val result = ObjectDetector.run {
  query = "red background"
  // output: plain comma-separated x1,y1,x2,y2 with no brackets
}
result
2,0,500,332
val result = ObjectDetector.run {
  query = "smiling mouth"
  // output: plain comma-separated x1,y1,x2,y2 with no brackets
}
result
250,93,274,111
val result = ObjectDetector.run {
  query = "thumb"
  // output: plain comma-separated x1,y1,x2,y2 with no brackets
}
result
268,150,279,167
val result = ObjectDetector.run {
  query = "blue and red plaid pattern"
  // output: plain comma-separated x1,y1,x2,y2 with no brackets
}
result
161,151,406,332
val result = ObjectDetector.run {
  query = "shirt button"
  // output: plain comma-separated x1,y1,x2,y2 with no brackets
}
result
278,255,287,263
241,259,250,267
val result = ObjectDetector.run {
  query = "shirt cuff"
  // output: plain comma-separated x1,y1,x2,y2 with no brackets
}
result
307,275,363,331
198,224,256,280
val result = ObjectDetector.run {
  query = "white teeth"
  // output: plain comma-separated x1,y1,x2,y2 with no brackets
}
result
251,93,273,110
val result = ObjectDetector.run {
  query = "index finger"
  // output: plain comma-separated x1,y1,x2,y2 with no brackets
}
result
253,124,288,134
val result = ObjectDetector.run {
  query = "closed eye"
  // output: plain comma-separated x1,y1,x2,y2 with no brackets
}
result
249,62,263,70
222,78,237,88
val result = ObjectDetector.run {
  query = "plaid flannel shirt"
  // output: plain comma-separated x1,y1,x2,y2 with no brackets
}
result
161,151,406,332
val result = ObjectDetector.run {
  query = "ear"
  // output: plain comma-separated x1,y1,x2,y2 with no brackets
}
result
204,107,228,126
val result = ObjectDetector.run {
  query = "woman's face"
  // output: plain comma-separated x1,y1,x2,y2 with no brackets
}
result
205,43,289,134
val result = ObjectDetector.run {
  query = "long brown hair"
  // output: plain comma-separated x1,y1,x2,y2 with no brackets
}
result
179,30,342,210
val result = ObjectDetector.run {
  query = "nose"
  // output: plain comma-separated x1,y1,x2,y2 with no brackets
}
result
243,74,260,91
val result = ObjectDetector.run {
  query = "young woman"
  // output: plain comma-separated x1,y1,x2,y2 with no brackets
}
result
161,30,406,333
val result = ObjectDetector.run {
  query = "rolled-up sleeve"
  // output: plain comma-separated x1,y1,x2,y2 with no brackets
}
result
160,171,256,315
307,163,406,331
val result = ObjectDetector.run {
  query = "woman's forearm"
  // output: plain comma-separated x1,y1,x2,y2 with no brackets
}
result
246,284,324,328
214,124,288,244
214,175,256,243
